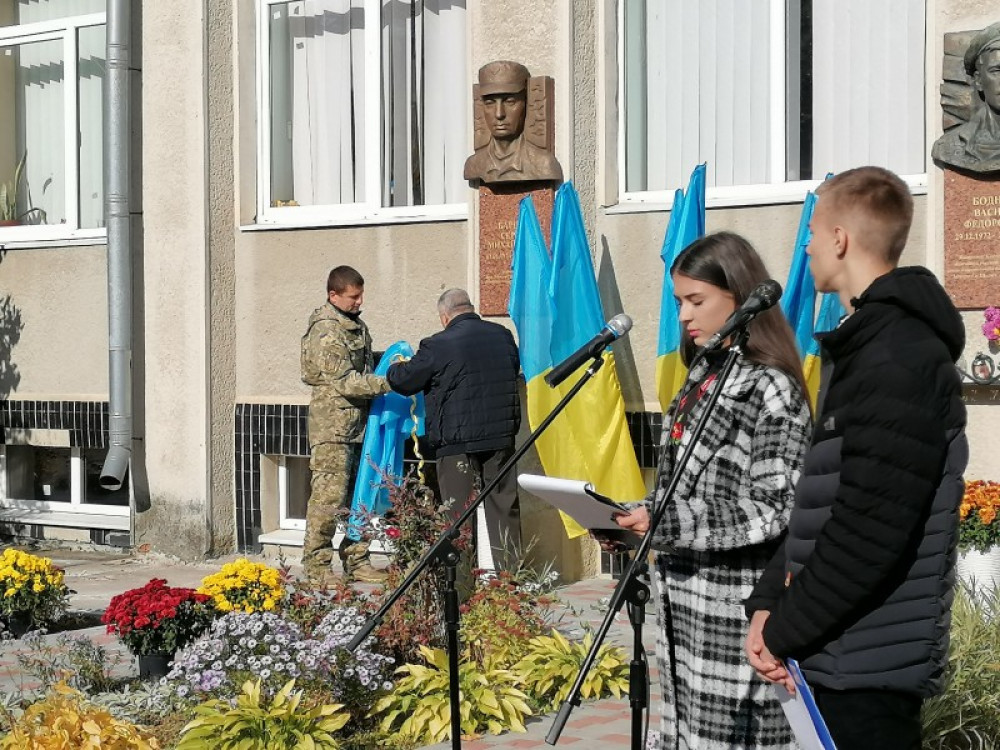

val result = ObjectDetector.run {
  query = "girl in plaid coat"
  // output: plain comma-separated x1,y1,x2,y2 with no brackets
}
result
616,232,812,749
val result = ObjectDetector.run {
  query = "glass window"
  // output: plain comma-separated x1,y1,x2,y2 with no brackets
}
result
283,456,309,522
259,0,468,221
0,0,106,238
621,0,925,198
5,445,71,502
83,448,129,506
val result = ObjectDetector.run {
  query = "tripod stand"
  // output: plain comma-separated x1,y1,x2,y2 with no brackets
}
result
347,354,610,750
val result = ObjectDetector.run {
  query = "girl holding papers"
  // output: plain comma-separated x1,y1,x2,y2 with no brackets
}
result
613,232,812,749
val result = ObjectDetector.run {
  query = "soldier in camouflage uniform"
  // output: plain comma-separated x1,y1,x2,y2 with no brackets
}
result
301,266,391,584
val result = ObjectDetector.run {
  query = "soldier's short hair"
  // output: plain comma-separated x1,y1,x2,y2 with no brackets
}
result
327,266,365,294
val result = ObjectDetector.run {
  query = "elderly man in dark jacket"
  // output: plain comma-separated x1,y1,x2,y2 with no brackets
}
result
745,167,968,750
387,289,522,569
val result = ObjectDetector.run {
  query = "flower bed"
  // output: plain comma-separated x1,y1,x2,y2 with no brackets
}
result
0,477,632,748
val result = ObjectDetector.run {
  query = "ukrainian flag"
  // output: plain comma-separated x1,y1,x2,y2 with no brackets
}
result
782,190,818,360
803,293,845,406
510,187,646,537
781,188,845,408
347,341,425,541
656,163,706,411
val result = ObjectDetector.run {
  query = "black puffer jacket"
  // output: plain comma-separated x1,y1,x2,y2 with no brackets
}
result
387,313,521,457
746,267,968,696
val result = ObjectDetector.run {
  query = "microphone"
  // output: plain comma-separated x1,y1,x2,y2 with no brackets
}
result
544,314,633,388
697,280,782,355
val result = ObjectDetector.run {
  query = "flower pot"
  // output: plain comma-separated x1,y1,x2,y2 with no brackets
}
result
957,547,1000,594
137,652,174,680
1,611,33,638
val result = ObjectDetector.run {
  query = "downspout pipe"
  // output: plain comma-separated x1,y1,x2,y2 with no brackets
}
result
100,0,132,491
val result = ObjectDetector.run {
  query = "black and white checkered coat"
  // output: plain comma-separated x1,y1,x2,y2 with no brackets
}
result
646,356,812,749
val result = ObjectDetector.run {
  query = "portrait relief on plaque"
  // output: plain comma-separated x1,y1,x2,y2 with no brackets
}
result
464,60,564,185
932,22,1000,174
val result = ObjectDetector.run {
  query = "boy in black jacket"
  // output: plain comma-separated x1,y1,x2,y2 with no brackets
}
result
744,167,968,749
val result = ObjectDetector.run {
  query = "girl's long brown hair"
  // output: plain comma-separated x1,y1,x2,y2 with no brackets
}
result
670,231,809,400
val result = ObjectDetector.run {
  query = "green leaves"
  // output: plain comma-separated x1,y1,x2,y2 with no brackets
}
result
370,645,532,745
922,583,1000,748
175,678,349,750
513,630,630,713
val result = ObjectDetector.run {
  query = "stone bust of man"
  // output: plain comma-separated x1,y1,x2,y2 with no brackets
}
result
463,60,563,184
933,22,1000,173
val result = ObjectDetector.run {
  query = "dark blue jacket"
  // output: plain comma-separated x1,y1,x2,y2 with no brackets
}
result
387,312,521,458
746,267,968,696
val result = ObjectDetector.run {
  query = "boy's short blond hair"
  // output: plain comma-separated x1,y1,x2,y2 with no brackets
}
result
815,166,913,264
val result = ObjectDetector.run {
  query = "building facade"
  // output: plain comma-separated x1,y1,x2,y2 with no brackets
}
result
0,0,994,581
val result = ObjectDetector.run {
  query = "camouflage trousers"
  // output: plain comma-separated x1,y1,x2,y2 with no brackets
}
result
303,442,361,577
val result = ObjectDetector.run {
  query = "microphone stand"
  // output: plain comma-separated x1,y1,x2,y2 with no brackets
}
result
346,353,610,750
545,328,751,748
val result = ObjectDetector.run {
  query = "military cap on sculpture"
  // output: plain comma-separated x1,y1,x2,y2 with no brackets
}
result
964,22,1000,76
933,21,1000,173
463,60,563,184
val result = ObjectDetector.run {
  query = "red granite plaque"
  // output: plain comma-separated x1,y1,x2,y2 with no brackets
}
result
478,182,556,316
944,170,1000,309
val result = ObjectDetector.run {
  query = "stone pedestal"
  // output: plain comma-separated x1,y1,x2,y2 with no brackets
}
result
943,169,1000,308
478,182,556,316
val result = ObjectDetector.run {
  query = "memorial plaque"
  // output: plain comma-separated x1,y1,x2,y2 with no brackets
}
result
478,182,554,316
943,169,1000,308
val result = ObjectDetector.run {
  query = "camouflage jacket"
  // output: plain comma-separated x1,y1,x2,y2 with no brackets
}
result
301,302,389,444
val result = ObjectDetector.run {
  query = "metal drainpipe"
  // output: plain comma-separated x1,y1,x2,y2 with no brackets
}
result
99,0,132,491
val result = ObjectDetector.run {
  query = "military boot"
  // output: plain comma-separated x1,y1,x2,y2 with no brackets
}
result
340,540,388,584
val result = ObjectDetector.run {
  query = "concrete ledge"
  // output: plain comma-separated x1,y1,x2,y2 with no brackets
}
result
0,508,130,532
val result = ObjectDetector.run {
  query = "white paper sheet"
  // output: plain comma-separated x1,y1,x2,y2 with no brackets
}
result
517,474,641,546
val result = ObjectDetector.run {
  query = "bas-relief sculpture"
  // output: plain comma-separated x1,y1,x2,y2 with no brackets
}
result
464,61,563,185
933,22,1000,174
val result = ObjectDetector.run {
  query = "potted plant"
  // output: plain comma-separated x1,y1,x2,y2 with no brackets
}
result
0,548,70,636
957,480,1000,591
0,151,45,226
102,578,214,679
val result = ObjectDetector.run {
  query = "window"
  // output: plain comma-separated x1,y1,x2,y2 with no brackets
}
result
277,455,309,530
620,0,926,205
1,445,128,513
0,0,106,242
257,0,469,225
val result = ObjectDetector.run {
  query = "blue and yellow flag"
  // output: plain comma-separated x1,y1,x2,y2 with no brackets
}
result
656,163,706,411
348,340,425,540
781,187,846,408
510,187,646,538
803,292,845,406
781,190,818,359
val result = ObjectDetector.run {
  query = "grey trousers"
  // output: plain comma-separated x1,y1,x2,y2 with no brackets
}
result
436,445,521,570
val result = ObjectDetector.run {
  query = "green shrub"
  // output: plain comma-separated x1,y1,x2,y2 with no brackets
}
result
460,570,549,670
922,582,1000,749
175,678,349,750
514,629,629,713
371,645,532,745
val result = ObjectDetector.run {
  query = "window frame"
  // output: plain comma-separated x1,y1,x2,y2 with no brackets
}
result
613,0,928,211
276,454,306,531
0,445,129,518
254,0,469,228
0,11,107,246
